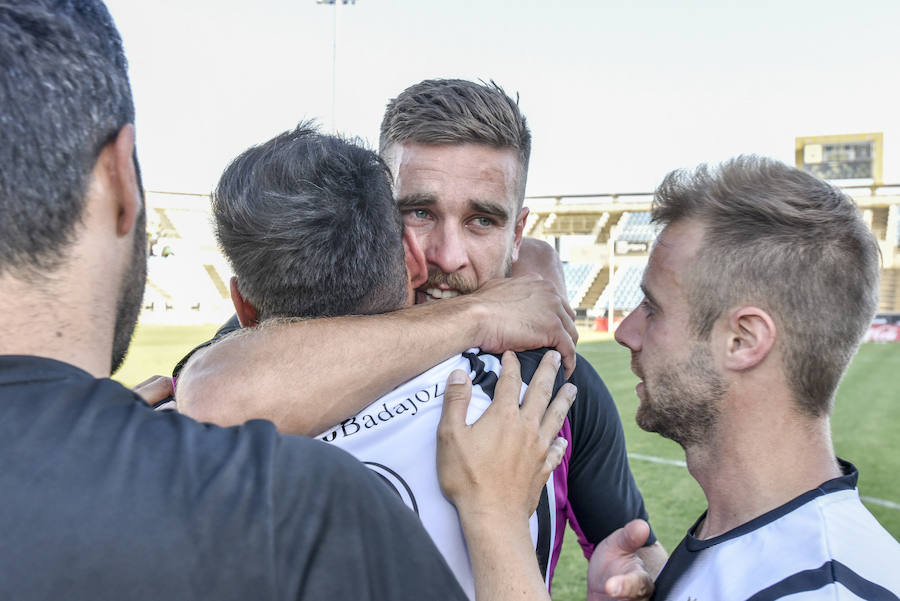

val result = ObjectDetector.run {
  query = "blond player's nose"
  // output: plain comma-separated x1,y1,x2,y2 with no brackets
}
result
427,224,468,274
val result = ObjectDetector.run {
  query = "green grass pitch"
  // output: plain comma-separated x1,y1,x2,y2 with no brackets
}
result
114,324,900,601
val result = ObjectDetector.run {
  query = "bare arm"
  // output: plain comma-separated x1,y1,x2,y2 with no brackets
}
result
437,351,576,601
176,275,577,436
512,237,568,302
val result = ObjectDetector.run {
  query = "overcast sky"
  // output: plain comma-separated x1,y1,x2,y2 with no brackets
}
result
105,0,900,198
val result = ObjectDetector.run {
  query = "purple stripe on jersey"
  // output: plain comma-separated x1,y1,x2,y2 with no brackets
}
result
560,415,596,560
548,416,575,588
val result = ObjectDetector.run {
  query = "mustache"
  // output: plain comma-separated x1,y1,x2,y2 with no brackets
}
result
421,269,477,294
631,356,645,380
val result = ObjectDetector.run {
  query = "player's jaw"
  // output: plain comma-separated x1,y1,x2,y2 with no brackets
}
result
415,270,478,304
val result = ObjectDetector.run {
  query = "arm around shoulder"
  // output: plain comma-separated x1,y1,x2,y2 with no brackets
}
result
511,238,567,301
177,282,577,436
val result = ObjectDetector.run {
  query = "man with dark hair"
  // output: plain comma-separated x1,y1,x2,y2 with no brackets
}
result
177,79,665,598
614,156,900,599
205,121,585,600
0,3,570,599
213,123,409,322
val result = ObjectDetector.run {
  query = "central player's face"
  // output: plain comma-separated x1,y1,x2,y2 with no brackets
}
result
614,219,725,448
385,142,527,303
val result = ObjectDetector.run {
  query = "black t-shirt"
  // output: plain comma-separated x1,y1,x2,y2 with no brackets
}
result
0,355,466,600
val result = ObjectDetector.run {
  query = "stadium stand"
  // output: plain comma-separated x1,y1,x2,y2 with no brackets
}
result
593,263,646,314
562,263,595,306
615,212,662,243
135,182,900,326
140,192,234,324
896,214,900,246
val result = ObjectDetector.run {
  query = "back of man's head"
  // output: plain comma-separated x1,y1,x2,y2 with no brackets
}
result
379,78,531,202
652,155,880,416
214,123,408,321
0,0,136,278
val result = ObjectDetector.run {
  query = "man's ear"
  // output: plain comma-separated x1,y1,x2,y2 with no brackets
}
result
230,277,259,327
109,124,141,238
511,206,529,262
403,228,428,289
721,306,776,371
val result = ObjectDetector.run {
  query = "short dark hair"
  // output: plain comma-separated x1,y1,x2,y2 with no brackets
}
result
379,78,531,202
652,155,881,416
214,123,408,321
0,0,135,277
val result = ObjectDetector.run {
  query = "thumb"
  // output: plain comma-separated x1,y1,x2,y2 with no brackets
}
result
438,369,473,435
617,519,651,555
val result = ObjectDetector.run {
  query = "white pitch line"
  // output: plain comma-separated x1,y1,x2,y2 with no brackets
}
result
628,452,686,468
627,453,900,511
861,496,900,511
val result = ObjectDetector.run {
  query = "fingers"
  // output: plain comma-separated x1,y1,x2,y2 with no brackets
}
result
519,350,561,421
560,306,578,345
489,351,523,413
132,375,175,407
517,351,576,443
556,333,577,379
605,570,653,600
618,519,652,554
545,437,569,473
438,369,473,436
563,296,576,321
539,382,576,441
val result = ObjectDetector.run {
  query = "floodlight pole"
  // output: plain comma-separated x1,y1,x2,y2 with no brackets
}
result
317,0,356,133
608,225,616,333
330,1,338,132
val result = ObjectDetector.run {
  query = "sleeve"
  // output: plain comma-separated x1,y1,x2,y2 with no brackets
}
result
271,435,468,601
171,314,241,378
565,354,656,557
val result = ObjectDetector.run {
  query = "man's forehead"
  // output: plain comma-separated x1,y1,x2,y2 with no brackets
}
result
652,220,704,263
645,220,705,294
387,141,522,210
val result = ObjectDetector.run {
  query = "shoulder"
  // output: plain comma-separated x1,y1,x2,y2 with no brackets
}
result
172,314,241,377
815,490,900,593
564,353,618,435
512,348,567,393
568,355,613,397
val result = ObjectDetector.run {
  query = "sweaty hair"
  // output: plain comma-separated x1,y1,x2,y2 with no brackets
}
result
0,0,136,277
379,78,531,202
652,156,881,416
214,123,408,321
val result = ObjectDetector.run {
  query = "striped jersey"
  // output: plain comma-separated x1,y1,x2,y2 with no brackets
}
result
652,461,900,601
318,347,652,599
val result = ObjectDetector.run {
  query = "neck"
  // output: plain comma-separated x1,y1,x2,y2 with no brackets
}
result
0,261,117,378
685,395,840,539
